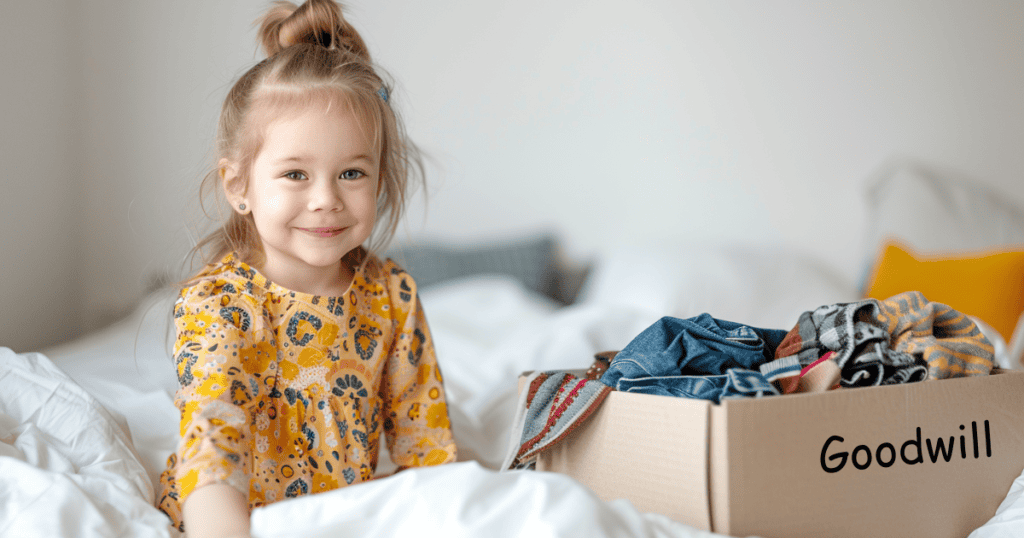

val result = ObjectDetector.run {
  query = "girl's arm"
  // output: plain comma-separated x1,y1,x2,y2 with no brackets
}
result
379,264,458,468
183,483,251,538
169,280,268,533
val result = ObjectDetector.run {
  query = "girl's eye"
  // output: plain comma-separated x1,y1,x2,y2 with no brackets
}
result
340,169,364,180
284,171,307,181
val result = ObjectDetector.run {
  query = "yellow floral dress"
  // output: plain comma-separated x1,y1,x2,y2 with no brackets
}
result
157,253,456,530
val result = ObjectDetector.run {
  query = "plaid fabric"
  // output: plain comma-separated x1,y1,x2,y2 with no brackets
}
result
504,371,612,470
766,291,994,388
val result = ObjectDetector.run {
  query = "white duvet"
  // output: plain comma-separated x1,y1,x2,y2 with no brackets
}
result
4,245,1023,537
0,345,721,538
0,349,172,538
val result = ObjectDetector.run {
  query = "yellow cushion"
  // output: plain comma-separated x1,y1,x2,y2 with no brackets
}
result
864,242,1024,342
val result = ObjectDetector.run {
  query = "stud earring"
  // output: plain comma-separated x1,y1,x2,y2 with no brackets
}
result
239,203,247,211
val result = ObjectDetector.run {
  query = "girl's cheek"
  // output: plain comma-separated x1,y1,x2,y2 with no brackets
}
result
265,197,284,211
257,186,292,212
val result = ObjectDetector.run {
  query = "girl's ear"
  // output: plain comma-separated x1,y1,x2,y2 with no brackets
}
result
220,159,249,214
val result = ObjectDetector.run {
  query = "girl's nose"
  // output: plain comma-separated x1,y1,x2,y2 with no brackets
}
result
308,179,343,212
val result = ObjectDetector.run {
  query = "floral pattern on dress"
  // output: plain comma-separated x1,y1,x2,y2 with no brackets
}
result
156,253,456,531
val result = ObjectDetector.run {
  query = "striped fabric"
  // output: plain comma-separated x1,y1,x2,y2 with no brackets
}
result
504,371,612,470
765,291,994,389
877,291,995,379
759,356,801,384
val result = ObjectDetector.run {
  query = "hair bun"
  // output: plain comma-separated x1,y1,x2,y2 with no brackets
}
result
257,0,370,61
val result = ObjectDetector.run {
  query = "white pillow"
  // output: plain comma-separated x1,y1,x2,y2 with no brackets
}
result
860,159,1024,288
579,241,858,331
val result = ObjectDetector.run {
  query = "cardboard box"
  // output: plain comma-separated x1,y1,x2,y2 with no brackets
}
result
533,370,1024,538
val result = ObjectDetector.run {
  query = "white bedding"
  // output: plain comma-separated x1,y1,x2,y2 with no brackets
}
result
0,349,171,538
4,243,1022,537
0,344,725,538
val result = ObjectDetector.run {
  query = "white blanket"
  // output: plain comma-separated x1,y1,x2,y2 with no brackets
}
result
0,349,174,538
251,461,728,538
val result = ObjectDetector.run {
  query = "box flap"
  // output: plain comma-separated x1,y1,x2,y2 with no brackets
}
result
719,371,1024,538
537,390,713,530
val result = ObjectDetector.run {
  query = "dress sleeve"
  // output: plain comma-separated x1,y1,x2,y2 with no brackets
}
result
171,279,270,504
379,264,458,469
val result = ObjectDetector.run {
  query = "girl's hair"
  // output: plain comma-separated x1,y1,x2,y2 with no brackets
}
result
188,0,423,275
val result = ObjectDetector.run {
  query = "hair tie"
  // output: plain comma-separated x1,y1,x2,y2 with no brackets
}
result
377,86,389,103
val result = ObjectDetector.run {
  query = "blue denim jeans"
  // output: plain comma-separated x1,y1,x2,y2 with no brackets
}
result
599,314,788,403
615,368,781,402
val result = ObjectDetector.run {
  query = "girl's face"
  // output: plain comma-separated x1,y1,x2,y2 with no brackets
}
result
241,103,379,293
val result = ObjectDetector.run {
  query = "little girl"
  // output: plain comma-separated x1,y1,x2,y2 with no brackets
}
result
157,1,457,536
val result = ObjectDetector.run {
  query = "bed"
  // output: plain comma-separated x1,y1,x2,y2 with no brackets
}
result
3,162,1024,538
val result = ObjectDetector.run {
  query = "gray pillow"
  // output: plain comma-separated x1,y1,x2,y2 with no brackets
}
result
387,236,561,301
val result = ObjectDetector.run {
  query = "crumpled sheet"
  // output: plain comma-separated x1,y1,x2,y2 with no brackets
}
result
0,348,176,538
251,461,741,538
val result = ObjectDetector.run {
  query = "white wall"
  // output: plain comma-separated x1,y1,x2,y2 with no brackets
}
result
361,0,1024,264
74,0,268,331
0,0,81,352
3,0,1023,349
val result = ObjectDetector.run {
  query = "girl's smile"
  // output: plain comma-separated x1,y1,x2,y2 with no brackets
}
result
232,100,380,296
298,226,348,237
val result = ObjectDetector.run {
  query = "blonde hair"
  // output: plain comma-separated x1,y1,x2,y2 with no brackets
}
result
189,0,423,274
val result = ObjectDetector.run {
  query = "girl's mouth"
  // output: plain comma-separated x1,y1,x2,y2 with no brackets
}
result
300,227,345,238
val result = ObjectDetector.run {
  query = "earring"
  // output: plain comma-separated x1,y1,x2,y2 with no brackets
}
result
239,203,247,211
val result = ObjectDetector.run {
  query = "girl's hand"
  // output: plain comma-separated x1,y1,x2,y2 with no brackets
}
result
182,483,251,538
